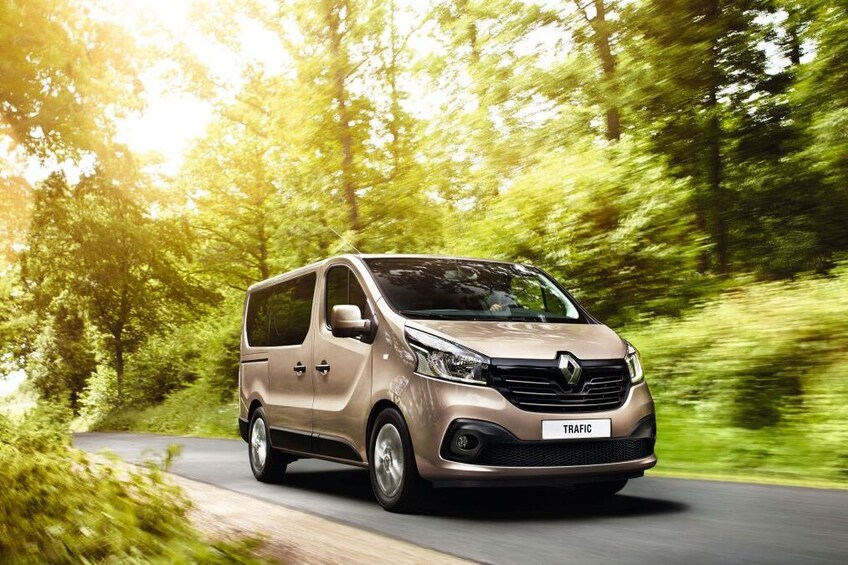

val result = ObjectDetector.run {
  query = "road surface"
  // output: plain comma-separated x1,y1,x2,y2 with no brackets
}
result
74,433,848,564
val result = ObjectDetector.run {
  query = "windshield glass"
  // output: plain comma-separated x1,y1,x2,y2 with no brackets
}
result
363,258,583,323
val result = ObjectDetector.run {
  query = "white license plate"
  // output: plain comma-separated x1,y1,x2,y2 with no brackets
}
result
542,419,611,440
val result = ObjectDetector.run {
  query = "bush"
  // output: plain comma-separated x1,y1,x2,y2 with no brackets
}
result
119,298,242,408
624,266,848,482
91,378,239,439
0,405,258,563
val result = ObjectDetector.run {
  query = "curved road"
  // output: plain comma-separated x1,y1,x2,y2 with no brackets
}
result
74,433,848,564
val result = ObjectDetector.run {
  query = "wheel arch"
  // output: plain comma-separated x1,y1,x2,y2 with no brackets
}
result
240,399,264,442
366,399,403,455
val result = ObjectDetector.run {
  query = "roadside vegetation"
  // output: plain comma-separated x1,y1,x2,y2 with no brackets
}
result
626,269,848,485
87,379,238,439
0,405,260,563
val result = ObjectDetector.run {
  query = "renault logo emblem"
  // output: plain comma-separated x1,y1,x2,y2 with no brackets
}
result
559,354,582,386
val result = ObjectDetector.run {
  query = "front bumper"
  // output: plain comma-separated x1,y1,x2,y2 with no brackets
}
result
441,414,655,466
398,375,656,483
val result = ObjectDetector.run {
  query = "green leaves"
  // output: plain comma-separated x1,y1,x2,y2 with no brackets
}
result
451,140,701,325
0,0,144,159
0,410,259,563
21,164,215,405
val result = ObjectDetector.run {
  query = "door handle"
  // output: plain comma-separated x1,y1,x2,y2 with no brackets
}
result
315,360,331,375
293,362,306,375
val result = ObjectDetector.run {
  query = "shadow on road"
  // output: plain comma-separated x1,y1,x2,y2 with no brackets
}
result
281,467,688,520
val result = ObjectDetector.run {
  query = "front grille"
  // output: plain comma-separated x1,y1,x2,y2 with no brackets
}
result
490,359,630,413
476,438,653,467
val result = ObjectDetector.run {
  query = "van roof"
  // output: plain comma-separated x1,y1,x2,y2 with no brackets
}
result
246,253,519,293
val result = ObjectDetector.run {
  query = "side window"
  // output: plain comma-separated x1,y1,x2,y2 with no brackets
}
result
245,288,271,347
510,276,546,311
510,275,574,317
268,273,316,347
542,286,570,316
325,266,369,328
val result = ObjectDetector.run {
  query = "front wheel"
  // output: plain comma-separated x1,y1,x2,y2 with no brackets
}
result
369,408,429,513
248,407,288,483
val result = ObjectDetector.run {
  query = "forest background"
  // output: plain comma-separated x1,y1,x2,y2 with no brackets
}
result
1,0,847,486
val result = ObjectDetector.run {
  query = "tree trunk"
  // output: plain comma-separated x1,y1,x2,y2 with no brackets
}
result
257,213,270,280
386,0,400,174
325,1,360,233
707,89,727,273
705,0,728,274
114,334,124,402
591,0,621,141
787,19,801,66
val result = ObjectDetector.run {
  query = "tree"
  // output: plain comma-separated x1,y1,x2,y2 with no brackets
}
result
26,300,97,411
563,1,624,141
427,0,545,207
0,0,143,159
629,0,793,274
796,0,848,259
455,140,701,325
22,158,212,402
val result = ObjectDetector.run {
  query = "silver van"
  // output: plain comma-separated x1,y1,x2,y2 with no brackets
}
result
239,255,656,512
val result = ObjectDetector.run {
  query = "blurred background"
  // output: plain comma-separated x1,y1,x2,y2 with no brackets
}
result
1,0,847,492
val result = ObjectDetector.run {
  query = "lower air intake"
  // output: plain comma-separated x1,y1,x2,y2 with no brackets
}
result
475,438,653,467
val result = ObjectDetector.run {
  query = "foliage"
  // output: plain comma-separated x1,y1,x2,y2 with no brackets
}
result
451,140,703,325
20,166,215,403
26,300,97,411
625,266,848,481
0,405,259,563
89,379,239,439
0,0,144,158
77,298,243,428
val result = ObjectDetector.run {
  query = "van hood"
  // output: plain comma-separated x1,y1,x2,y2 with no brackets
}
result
405,320,626,361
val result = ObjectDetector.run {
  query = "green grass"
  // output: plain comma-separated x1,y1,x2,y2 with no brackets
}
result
650,406,848,489
84,379,239,439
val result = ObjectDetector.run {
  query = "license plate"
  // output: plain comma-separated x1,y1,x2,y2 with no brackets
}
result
542,419,611,440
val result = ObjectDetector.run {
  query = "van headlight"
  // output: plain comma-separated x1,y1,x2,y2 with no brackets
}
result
625,342,644,384
405,327,489,385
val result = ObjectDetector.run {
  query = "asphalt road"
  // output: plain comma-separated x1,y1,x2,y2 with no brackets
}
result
74,433,848,564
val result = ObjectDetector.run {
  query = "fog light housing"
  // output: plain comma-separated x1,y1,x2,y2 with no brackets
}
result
455,434,479,451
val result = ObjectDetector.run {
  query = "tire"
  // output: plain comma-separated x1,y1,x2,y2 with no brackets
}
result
573,479,628,500
248,407,288,483
368,408,429,513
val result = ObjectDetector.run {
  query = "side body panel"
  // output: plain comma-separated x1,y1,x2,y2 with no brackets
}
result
311,259,375,462
239,268,319,448
265,338,314,439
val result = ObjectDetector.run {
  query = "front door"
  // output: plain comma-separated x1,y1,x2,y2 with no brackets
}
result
265,272,317,453
312,264,373,461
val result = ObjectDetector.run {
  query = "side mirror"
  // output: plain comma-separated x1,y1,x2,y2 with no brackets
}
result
331,304,372,338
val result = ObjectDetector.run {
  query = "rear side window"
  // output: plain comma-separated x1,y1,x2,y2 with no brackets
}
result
325,265,368,327
245,287,272,347
269,273,316,346
246,273,317,347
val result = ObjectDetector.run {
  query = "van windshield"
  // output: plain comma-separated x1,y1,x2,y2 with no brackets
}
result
363,258,584,323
